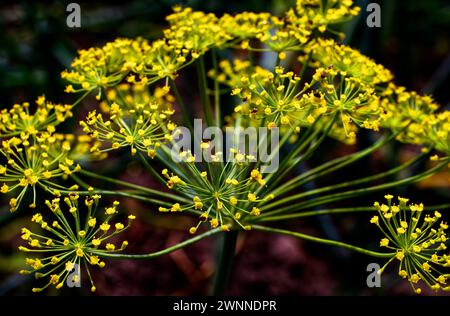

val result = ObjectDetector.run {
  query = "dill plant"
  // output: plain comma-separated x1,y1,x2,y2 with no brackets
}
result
0,0,448,294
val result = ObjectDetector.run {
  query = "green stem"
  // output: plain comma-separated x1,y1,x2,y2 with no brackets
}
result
70,174,91,190
263,151,427,211
212,50,221,127
257,203,450,222
252,225,393,258
298,52,311,79
264,120,318,191
197,56,214,126
269,129,405,196
212,231,238,295
259,159,449,217
58,189,173,207
271,113,337,187
79,169,189,203
138,152,167,186
257,207,376,222
72,89,93,107
170,79,193,131
95,228,221,259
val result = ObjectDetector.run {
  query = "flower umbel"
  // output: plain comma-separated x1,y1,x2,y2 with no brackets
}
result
0,133,81,211
159,149,272,233
19,194,135,293
371,195,450,294
80,85,176,157
0,97,72,137
307,38,393,85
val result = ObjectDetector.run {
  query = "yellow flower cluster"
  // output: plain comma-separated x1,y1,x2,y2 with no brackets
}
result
0,96,72,137
310,66,382,135
208,59,272,89
61,1,361,95
371,195,450,294
19,193,135,293
230,65,306,130
159,149,273,233
212,58,447,151
80,85,176,157
254,13,311,53
215,60,382,143
380,84,448,154
61,38,147,94
219,12,272,42
0,133,82,211
136,38,195,84
218,0,360,52
59,2,446,158
64,7,236,94
295,0,360,33
165,6,230,54
426,112,450,155
307,39,393,85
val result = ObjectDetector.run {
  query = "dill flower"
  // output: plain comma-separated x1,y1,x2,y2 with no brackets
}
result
100,83,175,114
61,38,147,94
0,133,81,211
136,39,194,84
255,14,311,53
164,7,229,54
219,12,272,42
231,66,310,130
0,96,72,137
307,39,393,85
208,59,272,89
213,60,380,140
19,194,135,293
213,62,368,144
159,149,272,233
380,84,441,147
80,86,176,157
371,196,450,294
64,134,107,162
309,66,382,136
220,10,311,52
295,0,360,33
424,112,450,155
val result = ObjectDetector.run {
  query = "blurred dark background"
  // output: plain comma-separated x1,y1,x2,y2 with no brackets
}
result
0,0,449,296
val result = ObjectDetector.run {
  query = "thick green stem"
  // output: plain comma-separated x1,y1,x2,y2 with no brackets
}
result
252,225,393,258
95,228,220,259
212,231,238,296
